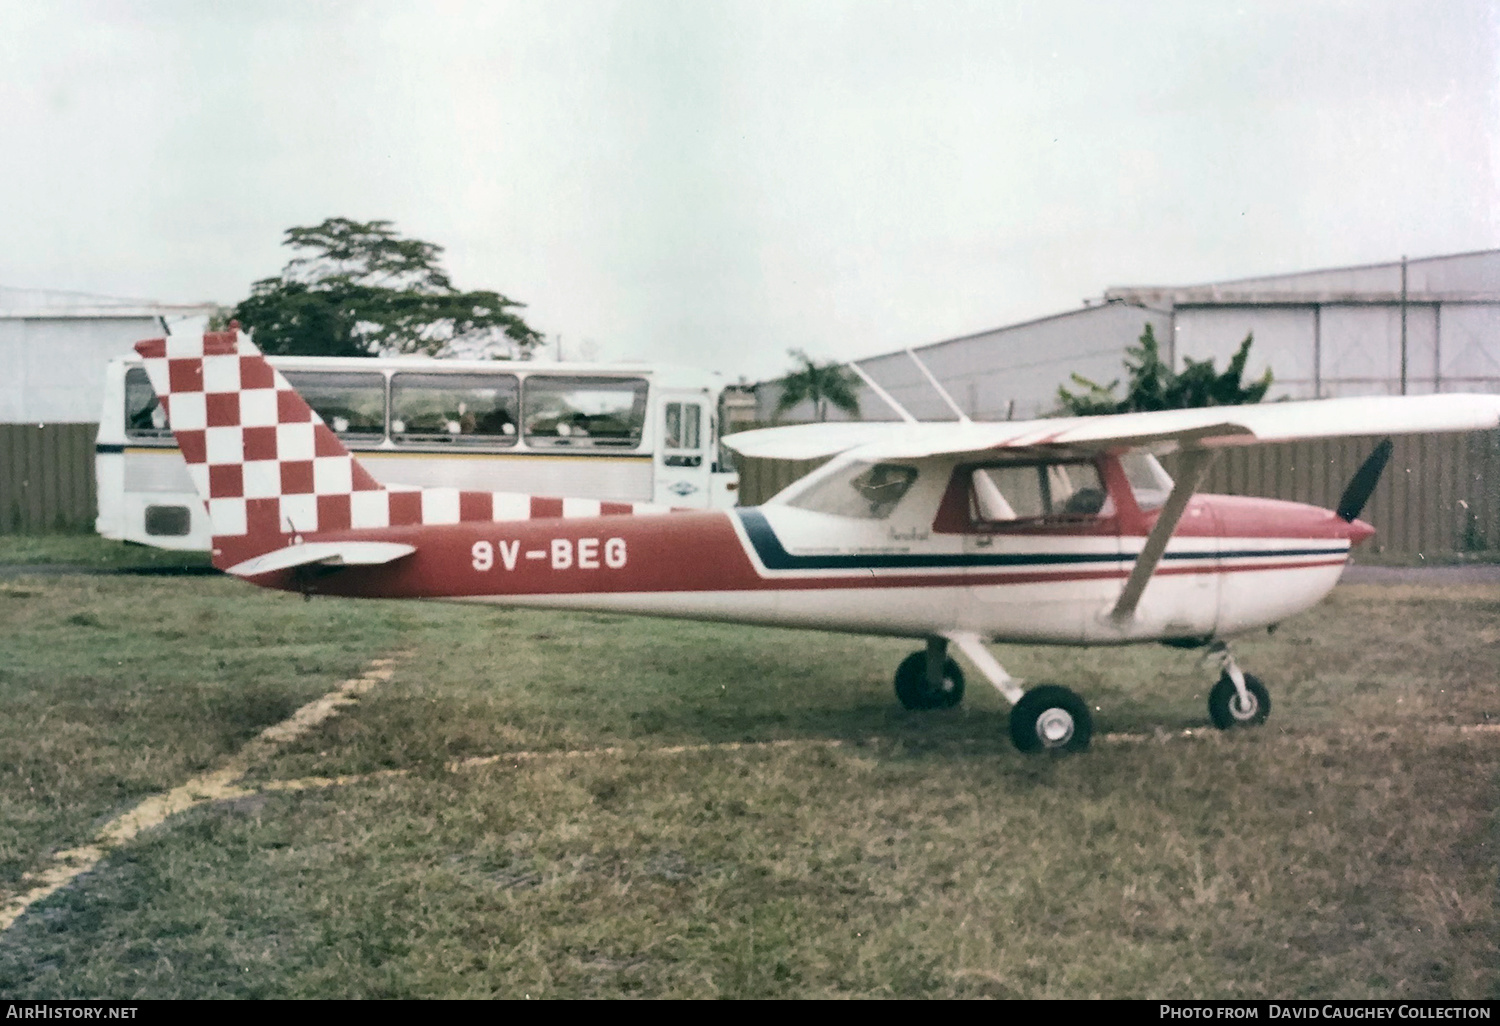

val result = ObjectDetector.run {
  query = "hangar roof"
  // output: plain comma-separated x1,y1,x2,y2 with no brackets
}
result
0,285,216,320
1103,249,1500,308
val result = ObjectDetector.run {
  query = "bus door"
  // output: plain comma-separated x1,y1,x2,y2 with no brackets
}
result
655,393,710,507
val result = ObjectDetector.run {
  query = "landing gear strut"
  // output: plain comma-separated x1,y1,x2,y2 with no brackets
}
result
1205,641,1271,730
922,633,1093,753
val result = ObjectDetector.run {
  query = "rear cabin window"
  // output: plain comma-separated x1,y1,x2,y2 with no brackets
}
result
281,371,386,438
391,372,519,445
523,376,648,449
970,461,1109,523
124,367,170,438
786,462,919,520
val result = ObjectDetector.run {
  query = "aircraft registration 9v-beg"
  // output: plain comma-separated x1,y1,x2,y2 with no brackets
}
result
134,328,1500,753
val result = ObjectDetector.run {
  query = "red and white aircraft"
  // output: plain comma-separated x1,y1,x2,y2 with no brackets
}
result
134,328,1500,753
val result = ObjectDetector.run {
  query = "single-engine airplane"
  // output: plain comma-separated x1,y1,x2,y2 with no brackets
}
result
133,328,1500,753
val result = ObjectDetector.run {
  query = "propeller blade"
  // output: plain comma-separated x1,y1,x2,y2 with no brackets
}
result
1336,438,1393,522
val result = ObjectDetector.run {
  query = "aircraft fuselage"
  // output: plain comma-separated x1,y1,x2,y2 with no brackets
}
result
265,490,1358,646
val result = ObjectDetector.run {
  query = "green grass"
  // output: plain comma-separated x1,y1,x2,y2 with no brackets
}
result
0,576,1496,997
0,535,212,569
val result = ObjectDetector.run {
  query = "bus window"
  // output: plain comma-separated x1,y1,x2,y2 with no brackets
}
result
281,371,386,437
664,402,700,449
125,367,171,438
523,376,648,448
663,401,703,466
391,372,519,445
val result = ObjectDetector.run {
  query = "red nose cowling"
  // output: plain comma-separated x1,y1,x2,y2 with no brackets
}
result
1346,517,1376,546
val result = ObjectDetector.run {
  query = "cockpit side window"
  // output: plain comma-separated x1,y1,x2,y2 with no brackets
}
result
786,461,919,520
969,460,1110,524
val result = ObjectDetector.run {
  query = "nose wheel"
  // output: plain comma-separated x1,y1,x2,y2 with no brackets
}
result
1208,671,1270,728
1205,642,1271,730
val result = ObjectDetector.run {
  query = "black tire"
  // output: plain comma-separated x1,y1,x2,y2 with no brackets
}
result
1009,685,1093,753
894,651,966,710
1208,672,1270,730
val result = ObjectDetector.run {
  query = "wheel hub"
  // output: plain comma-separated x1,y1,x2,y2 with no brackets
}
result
1230,692,1259,720
1036,707,1075,746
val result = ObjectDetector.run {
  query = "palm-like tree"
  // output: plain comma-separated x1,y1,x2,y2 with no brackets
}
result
775,349,862,422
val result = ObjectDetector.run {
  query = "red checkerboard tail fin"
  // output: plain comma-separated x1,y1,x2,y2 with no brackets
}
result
133,325,385,569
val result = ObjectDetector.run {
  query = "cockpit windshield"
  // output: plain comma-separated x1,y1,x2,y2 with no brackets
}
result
1120,452,1175,511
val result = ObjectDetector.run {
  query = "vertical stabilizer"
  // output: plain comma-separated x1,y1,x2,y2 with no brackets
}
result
134,327,385,569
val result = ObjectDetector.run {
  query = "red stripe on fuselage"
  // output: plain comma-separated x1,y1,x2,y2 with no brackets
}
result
248,510,1349,600
268,510,761,598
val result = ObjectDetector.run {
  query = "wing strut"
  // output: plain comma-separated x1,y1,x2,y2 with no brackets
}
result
1110,448,1217,623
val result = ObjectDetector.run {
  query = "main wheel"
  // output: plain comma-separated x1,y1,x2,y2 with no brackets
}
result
1009,685,1092,753
1208,672,1270,729
894,651,966,710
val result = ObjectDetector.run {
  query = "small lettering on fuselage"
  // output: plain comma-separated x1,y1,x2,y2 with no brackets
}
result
472,538,628,572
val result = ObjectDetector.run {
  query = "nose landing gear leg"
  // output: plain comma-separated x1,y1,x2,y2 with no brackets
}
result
1205,640,1271,730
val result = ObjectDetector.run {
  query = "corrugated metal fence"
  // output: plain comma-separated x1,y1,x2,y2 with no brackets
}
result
732,429,1500,557
3,421,1497,555
1167,431,1500,557
0,423,98,533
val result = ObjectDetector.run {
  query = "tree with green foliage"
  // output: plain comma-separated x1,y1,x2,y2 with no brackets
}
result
231,218,545,358
1056,323,1273,415
775,349,862,421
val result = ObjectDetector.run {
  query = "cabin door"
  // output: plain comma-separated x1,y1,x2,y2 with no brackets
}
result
960,459,1122,644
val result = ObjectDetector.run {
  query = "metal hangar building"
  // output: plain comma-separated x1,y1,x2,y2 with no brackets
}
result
757,249,1500,423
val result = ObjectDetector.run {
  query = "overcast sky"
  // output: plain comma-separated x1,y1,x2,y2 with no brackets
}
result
1,0,1495,380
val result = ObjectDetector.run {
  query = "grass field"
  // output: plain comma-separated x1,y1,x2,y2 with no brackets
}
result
0,561,1496,998
0,535,213,569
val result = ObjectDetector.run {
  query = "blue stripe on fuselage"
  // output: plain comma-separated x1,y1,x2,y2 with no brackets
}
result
734,508,1345,573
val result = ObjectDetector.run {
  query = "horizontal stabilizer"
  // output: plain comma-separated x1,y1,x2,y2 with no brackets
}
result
226,541,417,578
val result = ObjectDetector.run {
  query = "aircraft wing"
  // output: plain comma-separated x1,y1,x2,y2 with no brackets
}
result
225,541,417,578
724,394,1500,462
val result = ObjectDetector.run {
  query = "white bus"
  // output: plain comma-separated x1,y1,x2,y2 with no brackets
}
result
96,354,740,550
